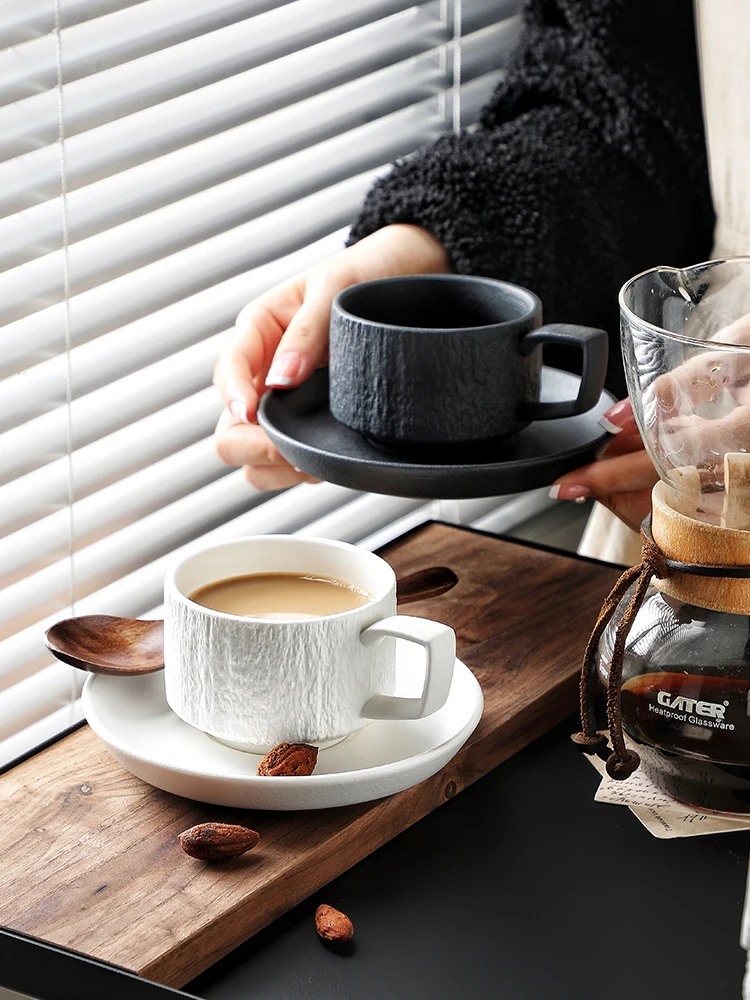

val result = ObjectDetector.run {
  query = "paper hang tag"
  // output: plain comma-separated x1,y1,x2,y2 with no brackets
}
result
584,736,750,840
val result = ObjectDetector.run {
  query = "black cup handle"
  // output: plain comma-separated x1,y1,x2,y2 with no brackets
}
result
519,323,609,421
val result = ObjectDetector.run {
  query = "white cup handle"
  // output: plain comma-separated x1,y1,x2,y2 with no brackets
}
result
359,615,456,721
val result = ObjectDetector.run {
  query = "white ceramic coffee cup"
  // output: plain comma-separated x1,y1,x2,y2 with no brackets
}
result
163,535,456,752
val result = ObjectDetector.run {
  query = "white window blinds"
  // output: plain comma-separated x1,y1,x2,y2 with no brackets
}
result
0,0,528,768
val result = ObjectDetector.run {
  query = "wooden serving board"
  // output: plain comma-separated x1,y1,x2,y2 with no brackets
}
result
0,523,620,988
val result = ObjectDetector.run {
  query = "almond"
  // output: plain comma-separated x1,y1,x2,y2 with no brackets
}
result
315,904,354,942
257,742,318,777
179,822,260,861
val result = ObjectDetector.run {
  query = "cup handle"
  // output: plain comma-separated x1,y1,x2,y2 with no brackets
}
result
519,323,609,421
359,615,456,721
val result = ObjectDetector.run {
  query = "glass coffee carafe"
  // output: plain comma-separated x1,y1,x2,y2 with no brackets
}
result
597,258,750,812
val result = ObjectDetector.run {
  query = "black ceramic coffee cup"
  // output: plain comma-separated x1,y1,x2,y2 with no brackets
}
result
328,274,608,449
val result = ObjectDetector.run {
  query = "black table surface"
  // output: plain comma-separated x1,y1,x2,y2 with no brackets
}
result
186,719,750,1000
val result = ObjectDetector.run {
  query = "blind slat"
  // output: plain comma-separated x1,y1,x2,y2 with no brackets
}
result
0,229,345,424
0,387,222,536
0,229,345,427
297,494,427,543
1,0,511,107
0,171,376,376
0,103,444,322
0,0,442,160
0,0,290,103
0,0,427,210
0,693,84,769
358,497,505,551
0,437,227,586
0,26,444,266
0,0,512,162
0,14,513,271
0,333,223,486
0,2,144,46
472,490,555,534
0,103,443,322
0,663,83,744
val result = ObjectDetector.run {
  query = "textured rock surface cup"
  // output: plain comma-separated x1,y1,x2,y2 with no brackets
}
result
164,535,456,752
329,274,608,448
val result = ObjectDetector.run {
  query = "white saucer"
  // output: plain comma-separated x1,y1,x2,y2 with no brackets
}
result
81,649,483,810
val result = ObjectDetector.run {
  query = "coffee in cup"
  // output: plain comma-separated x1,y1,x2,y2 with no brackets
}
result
189,572,372,619
328,274,608,449
163,535,456,752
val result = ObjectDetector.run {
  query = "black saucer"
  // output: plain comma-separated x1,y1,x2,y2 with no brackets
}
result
258,367,616,499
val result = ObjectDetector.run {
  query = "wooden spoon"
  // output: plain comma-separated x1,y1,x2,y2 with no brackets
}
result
397,564,458,605
44,565,458,677
45,615,164,675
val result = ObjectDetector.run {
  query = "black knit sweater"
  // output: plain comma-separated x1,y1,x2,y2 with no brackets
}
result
349,0,715,397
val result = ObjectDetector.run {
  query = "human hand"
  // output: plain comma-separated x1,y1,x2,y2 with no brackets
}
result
549,399,657,533
213,224,449,490
647,311,750,478
549,312,750,532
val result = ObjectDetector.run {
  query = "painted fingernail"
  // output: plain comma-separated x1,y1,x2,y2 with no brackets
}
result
549,484,591,500
229,399,249,423
599,398,632,433
266,351,303,387
598,414,625,435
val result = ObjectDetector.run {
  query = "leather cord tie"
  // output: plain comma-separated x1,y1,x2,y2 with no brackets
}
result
571,515,670,780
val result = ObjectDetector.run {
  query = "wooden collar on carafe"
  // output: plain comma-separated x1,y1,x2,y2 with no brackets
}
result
653,460,750,615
